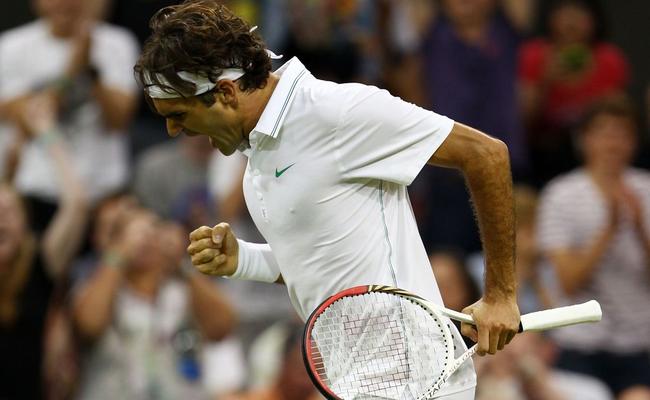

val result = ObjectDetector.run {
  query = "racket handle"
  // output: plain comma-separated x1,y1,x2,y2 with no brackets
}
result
519,300,602,332
440,308,474,324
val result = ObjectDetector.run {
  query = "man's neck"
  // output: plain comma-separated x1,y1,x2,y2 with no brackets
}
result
241,73,281,138
126,269,164,300
587,164,626,187
48,22,75,39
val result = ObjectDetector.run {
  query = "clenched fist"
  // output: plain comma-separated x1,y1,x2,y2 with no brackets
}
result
187,223,239,276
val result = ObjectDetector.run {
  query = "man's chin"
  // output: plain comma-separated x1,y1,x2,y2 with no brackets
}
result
209,137,236,155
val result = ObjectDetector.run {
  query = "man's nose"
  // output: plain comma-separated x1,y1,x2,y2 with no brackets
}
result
166,119,183,137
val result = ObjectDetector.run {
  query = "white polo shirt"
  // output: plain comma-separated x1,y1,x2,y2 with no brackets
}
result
241,58,476,395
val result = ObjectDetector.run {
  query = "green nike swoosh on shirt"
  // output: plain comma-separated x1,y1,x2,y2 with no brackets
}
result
275,163,296,178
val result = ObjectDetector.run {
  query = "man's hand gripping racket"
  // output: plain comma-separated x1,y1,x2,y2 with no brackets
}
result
302,285,602,400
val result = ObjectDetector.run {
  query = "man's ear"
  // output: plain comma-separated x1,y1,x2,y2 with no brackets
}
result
215,80,238,107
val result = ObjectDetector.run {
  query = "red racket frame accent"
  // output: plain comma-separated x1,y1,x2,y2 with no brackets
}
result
302,285,371,400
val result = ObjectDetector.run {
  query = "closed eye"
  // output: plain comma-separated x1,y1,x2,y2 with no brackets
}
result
167,112,186,121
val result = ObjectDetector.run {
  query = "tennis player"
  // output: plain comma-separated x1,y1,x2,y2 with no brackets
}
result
135,2,519,398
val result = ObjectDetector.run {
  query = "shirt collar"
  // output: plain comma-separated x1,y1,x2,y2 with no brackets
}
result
250,57,308,139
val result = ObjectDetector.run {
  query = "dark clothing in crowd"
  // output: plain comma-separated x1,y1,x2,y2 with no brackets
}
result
0,252,53,400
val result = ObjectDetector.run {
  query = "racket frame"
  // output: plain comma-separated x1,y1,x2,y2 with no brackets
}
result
303,285,458,400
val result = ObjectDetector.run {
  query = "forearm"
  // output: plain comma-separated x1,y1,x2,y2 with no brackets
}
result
72,258,124,340
46,136,86,206
92,83,136,131
41,134,89,276
2,134,25,183
554,228,615,296
464,140,516,300
185,268,237,340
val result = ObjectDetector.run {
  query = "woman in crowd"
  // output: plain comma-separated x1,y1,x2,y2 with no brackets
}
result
519,0,629,186
0,92,88,399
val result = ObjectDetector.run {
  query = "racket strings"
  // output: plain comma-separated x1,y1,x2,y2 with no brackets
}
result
308,292,451,399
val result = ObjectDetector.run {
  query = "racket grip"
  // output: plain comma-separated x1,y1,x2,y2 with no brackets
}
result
519,300,602,332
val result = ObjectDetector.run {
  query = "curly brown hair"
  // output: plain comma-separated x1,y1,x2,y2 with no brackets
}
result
134,0,272,98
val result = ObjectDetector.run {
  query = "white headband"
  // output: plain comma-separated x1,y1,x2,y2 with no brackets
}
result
144,26,282,99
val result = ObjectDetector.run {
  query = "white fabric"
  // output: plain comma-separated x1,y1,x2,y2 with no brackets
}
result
239,57,476,396
0,21,138,202
228,239,280,282
144,69,245,99
201,337,247,396
537,168,650,352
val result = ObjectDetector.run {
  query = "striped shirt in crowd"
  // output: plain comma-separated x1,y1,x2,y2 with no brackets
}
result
537,168,650,353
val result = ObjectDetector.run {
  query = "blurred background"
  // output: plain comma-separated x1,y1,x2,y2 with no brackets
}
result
1,0,649,399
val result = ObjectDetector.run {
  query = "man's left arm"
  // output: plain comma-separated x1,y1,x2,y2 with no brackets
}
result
428,122,520,355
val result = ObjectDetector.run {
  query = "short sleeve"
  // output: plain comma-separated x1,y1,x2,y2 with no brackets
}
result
333,84,454,185
92,25,140,93
536,182,576,252
596,43,629,89
0,32,30,99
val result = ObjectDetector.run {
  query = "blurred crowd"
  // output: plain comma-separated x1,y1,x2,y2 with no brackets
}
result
1,0,649,399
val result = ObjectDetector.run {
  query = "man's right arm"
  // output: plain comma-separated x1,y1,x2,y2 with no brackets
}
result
187,224,281,283
427,122,520,355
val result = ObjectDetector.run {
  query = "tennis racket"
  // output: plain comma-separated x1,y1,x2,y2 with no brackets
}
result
302,285,602,400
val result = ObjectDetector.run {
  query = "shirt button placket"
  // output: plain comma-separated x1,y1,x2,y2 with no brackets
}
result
252,170,268,222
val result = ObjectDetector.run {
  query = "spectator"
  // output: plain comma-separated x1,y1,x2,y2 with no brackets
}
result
407,0,534,254
223,324,321,400
419,0,533,171
71,209,236,400
0,0,139,232
537,97,650,399
0,93,88,400
133,134,216,223
278,0,378,83
519,0,629,186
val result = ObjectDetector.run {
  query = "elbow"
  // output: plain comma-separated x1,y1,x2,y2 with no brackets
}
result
72,298,109,342
73,314,108,343
484,138,510,166
463,136,510,173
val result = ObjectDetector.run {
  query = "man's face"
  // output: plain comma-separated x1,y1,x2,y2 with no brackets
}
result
35,0,85,34
153,95,245,156
582,114,636,171
549,3,595,45
442,0,496,24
